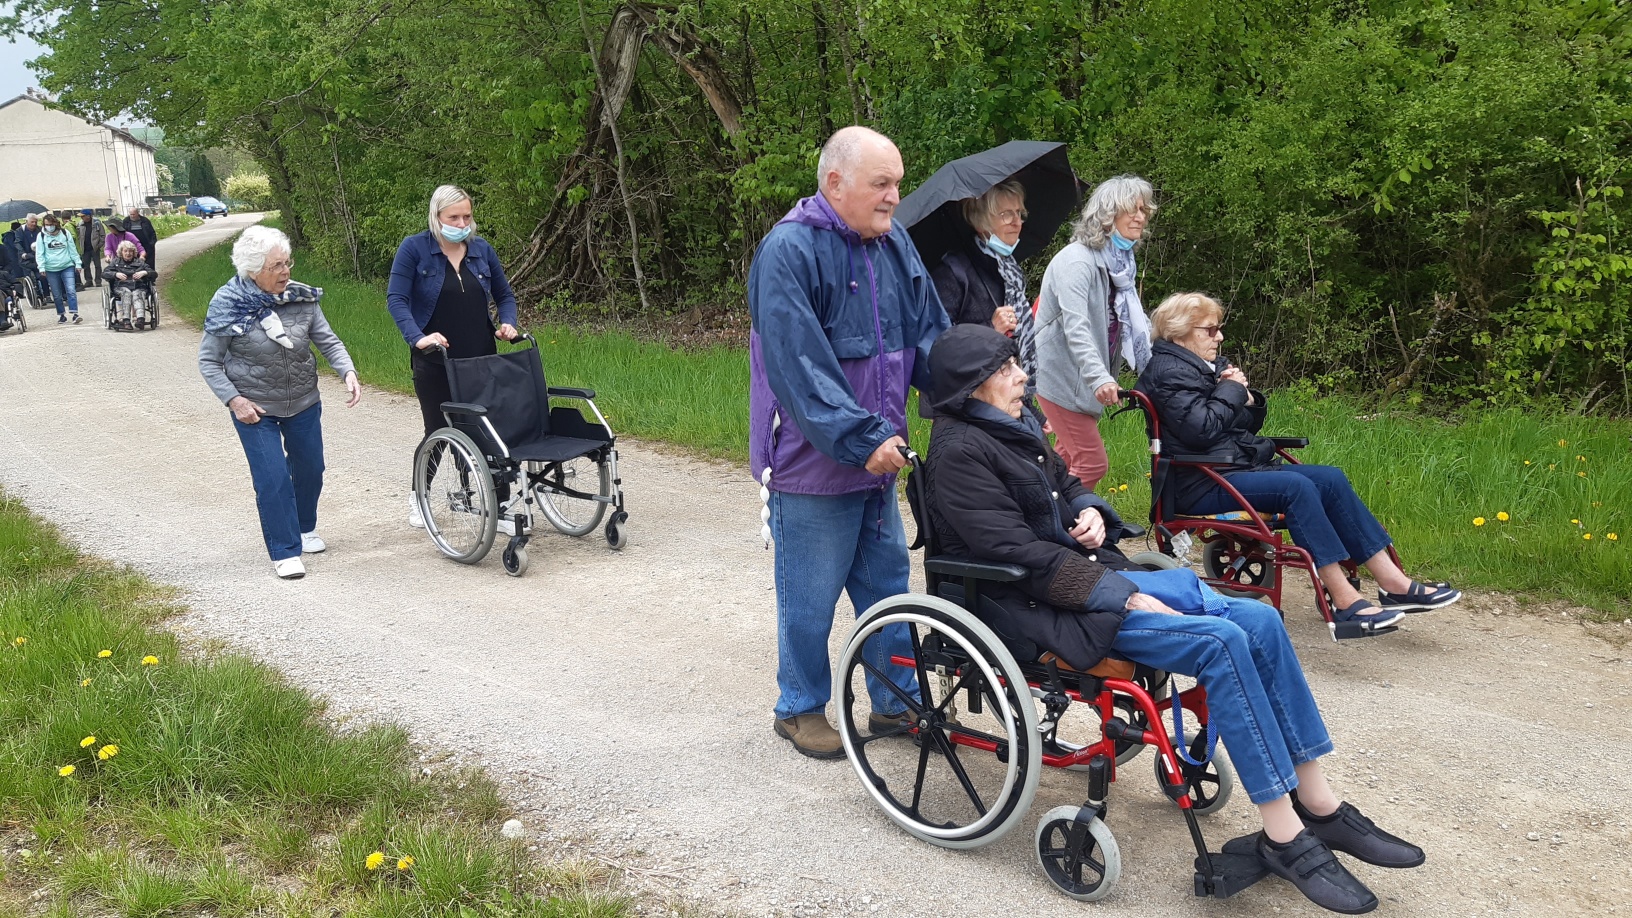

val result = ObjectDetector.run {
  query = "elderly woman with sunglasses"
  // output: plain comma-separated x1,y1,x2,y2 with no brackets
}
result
1134,293,1461,631
931,180,1038,379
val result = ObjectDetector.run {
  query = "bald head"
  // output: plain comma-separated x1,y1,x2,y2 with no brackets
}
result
818,126,904,239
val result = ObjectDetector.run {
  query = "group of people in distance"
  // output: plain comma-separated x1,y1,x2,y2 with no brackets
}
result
749,125,1458,914
0,209,159,330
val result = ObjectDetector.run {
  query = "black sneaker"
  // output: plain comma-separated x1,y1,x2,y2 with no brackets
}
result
1256,829,1378,914
1334,599,1404,631
57,314,67,324
1295,799,1425,868
70,313,82,324
1378,580,1461,613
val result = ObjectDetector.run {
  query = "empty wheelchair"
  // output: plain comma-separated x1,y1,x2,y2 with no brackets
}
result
412,334,628,576
1110,389,1406,641
100,279,158,331
835,451,1272,903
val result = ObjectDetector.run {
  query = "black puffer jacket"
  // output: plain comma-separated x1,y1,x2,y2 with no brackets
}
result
930,236,1006,328
925,324,1139,670
1134,339,1275,510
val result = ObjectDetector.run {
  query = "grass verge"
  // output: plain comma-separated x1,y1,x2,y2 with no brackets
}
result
152,215,204,240
0,494,629,917
164,227,1632,613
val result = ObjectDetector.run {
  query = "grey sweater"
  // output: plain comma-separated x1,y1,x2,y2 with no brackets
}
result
197,300,356,417
1032,241,1118,418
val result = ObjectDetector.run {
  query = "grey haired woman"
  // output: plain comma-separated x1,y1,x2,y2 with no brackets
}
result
1032,174,1157,492
930,180,1038,380
198,225,361,580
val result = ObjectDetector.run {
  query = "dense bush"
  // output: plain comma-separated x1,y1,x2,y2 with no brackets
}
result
223,173,276,212
12,0,1630,408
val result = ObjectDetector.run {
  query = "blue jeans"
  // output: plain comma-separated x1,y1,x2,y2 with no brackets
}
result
43,267,78,316
232,402,326,561
1185,464,1391,569
1113,570,1333,804
770,488,916,720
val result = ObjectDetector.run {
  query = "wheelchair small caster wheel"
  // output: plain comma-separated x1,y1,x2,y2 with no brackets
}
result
502,545,528,577
604,511,628,550
1156,733,1235,816
1035,806,1120,901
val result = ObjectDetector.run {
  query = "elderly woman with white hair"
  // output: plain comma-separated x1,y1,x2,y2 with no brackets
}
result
931,181,1036,369
198,225,362,579
386,184,519,529
1033,174,1158,491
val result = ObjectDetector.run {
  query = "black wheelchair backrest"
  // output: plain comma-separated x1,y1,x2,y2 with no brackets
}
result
444,342,552,448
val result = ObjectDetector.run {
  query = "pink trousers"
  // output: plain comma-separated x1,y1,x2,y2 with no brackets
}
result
1037,394,1108,492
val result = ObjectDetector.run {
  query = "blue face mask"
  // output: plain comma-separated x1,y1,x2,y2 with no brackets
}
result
1110,229,1136,251
985,234,1017,257
439,223,472,243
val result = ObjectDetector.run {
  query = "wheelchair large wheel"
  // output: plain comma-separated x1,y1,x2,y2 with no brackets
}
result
414,428,499,564
100,286,114,329
532,455,611,536
143,289,158,329
22,276,43,310
1035,806,1121,901
836,595,1041,850
1201,535,1274,599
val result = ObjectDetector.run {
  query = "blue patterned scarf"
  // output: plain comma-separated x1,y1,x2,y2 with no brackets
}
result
204,275,322,337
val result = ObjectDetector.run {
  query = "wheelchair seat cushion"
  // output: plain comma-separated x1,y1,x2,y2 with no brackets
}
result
508,435,608,463
1176,509,1288,525
1038,651,1136,681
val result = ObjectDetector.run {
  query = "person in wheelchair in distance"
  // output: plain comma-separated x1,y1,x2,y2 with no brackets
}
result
1133,292,1460,631
924,324,1422,914
106,240,155,329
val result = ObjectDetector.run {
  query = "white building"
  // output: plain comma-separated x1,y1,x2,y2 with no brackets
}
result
0,93,159,213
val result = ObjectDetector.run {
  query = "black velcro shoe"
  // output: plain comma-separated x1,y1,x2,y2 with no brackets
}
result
1257,829,1378,914
1296,799,1426,868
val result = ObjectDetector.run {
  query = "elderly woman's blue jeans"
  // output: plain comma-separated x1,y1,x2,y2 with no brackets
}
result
1113,570,1333,805
232,402,325,561
1183,464,1392,569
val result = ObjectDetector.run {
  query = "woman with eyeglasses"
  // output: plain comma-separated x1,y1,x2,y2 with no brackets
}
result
1135,292,1460,629
1033,174,1156,491
930,181,1038,379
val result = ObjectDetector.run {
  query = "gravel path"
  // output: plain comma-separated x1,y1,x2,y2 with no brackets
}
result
2,213,1630,917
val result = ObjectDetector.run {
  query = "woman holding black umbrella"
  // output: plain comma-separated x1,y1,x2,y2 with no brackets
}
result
930,181,1039,380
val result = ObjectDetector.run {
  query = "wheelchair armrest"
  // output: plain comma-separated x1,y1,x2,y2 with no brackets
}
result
1119,521,1147,540
1269,437,1309,449
439,401,488,417
1171,453,1238,465
924,557,1029,582
548,386,597,400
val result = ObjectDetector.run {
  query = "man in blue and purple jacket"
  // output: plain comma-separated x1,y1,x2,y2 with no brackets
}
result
749,126,950,758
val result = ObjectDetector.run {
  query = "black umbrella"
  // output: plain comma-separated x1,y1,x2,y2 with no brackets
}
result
896,141,1079,268
0,200,50,223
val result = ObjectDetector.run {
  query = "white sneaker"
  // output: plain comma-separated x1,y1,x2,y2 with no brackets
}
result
274,557,306,579
497,518,516,537
408,492,425,529
301,531,326,553
496,494,526,537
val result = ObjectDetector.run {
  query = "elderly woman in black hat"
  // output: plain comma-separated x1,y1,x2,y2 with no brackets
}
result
923,323,1423,915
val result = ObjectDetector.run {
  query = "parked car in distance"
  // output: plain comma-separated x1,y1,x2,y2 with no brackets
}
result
185,196,228,218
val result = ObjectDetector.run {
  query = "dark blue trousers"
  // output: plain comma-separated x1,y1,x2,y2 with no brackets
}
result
1183,464,1391,568
232,402,325,561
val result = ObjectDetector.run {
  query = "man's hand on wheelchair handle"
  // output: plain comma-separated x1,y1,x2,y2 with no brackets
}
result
1126,592,1181,615
415,333,449,350
866,435,910,475
1069,507,1107,549
228,396,266,425
496,323,518,341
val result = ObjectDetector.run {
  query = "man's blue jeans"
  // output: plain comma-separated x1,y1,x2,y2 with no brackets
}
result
232,402,325,562
1184,464,1392,569
1113,570,1334,805
770,488,916,720
43,267,78,316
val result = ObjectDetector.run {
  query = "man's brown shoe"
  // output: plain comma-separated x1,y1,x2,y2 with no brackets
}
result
774,714,844,759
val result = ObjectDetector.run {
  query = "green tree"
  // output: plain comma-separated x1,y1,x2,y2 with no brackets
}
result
188,152,220,197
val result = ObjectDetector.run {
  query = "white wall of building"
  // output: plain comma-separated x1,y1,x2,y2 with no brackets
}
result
0,96,159,212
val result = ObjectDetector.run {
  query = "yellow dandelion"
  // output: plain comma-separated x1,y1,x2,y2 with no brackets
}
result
1577,455,1586,462
12,636,26,646
1559,438,1568,447
141,655,158,666
1496,512,1510,522
1584,533,1593,541
80,678,91,687
396,855,415,871
365,851,385,871
1549,463,1557,470
1473,517,1486,527
79,736,96,748
1572,518,1581,525
1119,484,1129,492
1524,460,1532,466
58,765,75,777
1609,533,1619,542
97,649,112,658
1578,471,1588,478
97,744,118,760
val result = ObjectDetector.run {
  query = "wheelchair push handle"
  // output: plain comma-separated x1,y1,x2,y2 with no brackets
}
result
420,329,535,357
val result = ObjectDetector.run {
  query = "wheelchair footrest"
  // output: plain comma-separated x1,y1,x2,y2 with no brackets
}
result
1194,834,1272,899
1330,621,1400,641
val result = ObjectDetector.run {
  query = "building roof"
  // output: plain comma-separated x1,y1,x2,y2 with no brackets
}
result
0,94,156,152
